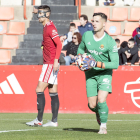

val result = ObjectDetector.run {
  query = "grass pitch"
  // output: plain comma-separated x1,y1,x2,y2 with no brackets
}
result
0,113,139,140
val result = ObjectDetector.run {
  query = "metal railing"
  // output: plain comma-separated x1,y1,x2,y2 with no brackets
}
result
24,0,27,19
75,0,81,18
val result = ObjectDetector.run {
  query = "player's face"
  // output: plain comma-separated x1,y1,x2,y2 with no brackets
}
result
72,35,78,43
91,16,105,32
128,41,134,48
70,26,76,32
80,17,87,26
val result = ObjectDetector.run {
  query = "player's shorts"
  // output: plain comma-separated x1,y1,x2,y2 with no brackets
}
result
39,64,59,85
85,71,112,97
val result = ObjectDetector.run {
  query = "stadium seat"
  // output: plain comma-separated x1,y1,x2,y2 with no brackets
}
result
0,22,7,34
133,0,140,6
0,50,11,64
0,36,18,49
7,22,25,35
0,7,14,20
94,8,110,20
122,22,139,36
127,8,140,21
110,8,128,21
116,36,131,44
105,22,121,36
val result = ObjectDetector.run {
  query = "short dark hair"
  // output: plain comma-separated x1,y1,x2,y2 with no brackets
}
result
80,14,88,22
38,5,51,12
70,23,76,27
128,38,134,43
120,41,128,48
115,38,120,44
93,12,107,22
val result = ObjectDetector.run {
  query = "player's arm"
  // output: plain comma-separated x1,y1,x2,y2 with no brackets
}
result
77,33,86,55
96,42,119,69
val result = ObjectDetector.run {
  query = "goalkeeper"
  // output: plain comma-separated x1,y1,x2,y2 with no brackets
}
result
77,12,119,134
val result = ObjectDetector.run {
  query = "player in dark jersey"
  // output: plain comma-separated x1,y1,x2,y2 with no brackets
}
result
26,5,62,127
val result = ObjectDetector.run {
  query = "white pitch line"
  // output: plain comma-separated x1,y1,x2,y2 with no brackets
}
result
0,119,140,121
0,129,36,133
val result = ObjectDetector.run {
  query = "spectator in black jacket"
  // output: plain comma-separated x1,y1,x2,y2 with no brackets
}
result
122,38,139,65
62,32,82,65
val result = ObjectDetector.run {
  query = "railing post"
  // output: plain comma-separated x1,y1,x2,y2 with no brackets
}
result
78,0,81,19
33,0,35,5
24,0,27,20
75,0,78,6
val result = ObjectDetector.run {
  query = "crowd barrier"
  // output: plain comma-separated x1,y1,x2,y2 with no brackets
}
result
0,66,140,114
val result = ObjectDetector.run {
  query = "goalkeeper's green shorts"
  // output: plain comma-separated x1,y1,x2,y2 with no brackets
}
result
85,70,112,97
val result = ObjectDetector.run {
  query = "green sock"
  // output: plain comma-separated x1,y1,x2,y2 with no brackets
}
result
88,104,98,113
97,101,108,123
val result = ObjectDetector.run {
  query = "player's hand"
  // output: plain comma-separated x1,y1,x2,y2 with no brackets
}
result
53,59,59,73
69,54,75,59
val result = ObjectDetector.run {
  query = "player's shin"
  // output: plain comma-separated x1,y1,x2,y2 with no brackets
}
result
37,92,45,122
97,101,108,128
49,93,59,122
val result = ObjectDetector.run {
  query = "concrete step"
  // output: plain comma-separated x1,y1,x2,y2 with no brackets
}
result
24,34,43,41
16,49,42,56
32,13,78,20
12,56,41,64
29,20,72,28
19,41,42,49
27,27,69,35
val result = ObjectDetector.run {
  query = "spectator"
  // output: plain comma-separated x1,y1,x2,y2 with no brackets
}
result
115,38,120,49
118,41,128,65
62,32,82,65
132,19,140,51
122,38,139,65
60,23,79,45
78,14,93,36
103,0,115,6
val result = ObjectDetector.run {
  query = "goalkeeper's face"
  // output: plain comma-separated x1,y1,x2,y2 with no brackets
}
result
91,16,105,32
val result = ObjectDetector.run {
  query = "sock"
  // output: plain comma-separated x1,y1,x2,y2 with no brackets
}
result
88,103,98,113
37,92,45,122
101,123,107,128
49,93,59,122
97,101,109,124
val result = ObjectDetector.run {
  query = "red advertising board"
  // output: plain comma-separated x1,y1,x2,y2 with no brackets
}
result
0,66,140,114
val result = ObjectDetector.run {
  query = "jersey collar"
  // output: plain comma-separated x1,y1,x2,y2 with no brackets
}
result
93,32,106,42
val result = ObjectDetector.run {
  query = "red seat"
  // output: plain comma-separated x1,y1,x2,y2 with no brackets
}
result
0,36,18,49
0,22,7,35
7,22,25,35
0,7,14,20
128,8,140,21
0,50,11,64
110,8,128,21
122,22,139,36
105,22,121,36
94,8,110,20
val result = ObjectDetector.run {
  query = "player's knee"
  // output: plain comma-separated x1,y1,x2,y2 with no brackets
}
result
88,102,96,109
98,98,106,103
36,86,44,93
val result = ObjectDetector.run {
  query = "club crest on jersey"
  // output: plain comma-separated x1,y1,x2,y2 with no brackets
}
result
99,44,104,50
52,30,58,36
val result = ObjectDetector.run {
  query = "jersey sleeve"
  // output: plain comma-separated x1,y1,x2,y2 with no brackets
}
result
48,26,59,39
104,39,119,69
77,33,86,55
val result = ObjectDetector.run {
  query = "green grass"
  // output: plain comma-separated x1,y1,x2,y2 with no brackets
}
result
0,113,140,140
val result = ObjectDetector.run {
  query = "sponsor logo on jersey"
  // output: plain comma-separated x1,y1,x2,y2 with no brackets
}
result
99,44,104,50
52,30,58,36
124,77,140,108
88,49,103,55
112,45,118,52
87,42,91,45
0,74,24,94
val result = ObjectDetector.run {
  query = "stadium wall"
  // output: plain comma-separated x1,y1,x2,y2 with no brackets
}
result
0,66,140,114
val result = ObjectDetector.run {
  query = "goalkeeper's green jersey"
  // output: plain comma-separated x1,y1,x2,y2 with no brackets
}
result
77,31,119,76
